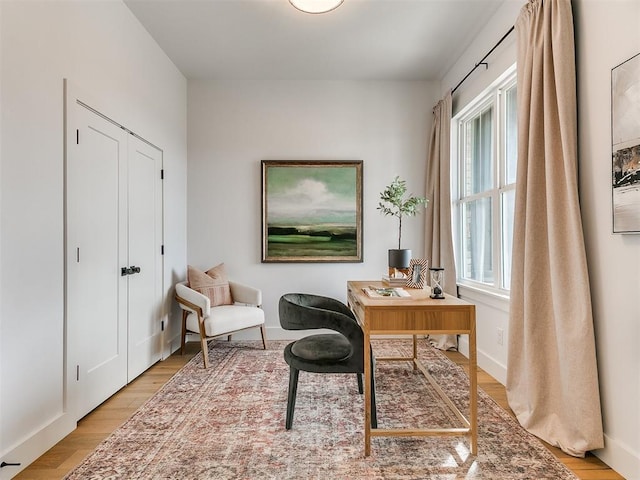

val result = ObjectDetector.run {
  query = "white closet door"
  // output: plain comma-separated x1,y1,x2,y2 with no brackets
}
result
67,98,164,418
67,103,128,419
126,137,163,381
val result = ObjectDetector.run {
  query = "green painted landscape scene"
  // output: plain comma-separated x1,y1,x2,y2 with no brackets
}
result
263,162,361,261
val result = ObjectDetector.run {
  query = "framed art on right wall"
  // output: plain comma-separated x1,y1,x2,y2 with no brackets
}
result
612,52,640,233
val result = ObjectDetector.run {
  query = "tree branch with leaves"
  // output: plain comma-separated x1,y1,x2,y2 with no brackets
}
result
378,176,428,249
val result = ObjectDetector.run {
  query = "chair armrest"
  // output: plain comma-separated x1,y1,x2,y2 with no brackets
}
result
175,282,210,316
229,280,262,306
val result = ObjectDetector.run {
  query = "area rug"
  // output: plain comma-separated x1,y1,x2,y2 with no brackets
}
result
65,339,577,479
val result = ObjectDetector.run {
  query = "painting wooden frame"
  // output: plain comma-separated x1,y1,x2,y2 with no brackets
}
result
612,52,640,233
261,160,363,263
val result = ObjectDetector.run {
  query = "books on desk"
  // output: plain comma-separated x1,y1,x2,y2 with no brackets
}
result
363,286,411,298
381,275,408,287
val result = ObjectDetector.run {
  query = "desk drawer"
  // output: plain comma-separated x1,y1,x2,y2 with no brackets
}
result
368,308,472,332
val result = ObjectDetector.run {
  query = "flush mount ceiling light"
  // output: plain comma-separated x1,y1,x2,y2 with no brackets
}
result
289,0,344,14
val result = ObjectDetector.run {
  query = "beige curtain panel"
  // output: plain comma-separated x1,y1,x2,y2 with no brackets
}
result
506,0,604,457
424,92,457,351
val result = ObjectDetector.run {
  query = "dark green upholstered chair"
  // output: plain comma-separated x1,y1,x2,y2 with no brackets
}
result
278,293,377,430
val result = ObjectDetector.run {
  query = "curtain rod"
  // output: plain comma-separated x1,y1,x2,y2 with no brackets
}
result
451,25,515,94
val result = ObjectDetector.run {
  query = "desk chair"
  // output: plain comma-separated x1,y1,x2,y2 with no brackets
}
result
278,293,377,429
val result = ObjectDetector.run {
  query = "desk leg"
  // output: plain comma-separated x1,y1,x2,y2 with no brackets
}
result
469,321,478,455
364,329,371,456
412,334,418,370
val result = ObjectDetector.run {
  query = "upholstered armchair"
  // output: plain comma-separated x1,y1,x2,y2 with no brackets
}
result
278,293,377,429
175,275,266,369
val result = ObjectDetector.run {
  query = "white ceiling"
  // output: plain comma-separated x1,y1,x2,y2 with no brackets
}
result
124,0,505,81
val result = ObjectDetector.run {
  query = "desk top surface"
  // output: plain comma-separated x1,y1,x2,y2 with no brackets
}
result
347,280,474,309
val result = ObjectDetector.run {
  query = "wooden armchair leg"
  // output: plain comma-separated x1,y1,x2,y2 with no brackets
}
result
180,310,188,355
200,336,209,369
260,324,267,349
197,314,209,369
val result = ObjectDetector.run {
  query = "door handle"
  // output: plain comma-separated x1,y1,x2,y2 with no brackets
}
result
121,266,141,276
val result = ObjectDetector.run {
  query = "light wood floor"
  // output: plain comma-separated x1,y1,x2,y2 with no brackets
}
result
16,343,624,480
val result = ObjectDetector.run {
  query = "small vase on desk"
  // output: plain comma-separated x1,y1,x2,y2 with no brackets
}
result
388,249,411,277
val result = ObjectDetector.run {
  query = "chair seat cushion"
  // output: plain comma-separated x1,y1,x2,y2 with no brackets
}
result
186,304,264,337
290,334,352,362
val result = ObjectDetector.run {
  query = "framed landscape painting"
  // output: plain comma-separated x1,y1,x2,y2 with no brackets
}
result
261,160,363,262
612,52,640,233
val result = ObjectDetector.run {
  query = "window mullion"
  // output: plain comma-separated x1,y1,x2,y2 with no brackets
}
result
493,89,502,292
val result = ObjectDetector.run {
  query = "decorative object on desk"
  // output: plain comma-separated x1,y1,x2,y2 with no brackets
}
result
378,176,427,271
405,258,428,289
261,160,363,263
363,286,411,298
429,267,445,299
381,274,408,287
388,249,411,273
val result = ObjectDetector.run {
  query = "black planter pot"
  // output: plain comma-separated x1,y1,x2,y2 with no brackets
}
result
388,249,411,269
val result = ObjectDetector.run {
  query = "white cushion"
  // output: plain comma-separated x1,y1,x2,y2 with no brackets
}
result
185,304,265,338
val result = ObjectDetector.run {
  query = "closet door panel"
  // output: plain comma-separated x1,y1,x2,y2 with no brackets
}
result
67,103,128,419
126,136,163,381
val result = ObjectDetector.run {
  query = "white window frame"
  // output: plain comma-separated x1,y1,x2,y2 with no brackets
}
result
451,64,517,298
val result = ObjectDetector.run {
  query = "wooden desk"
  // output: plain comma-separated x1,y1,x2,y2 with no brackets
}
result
347,280,477,457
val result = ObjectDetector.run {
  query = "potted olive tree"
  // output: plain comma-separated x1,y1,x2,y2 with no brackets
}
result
378,176,428,271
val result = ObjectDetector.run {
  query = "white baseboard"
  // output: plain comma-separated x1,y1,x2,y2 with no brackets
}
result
182,326,295,343
184,327,420,343
0,412,75,480
163,332,182,357
457,336,507,386
593,434,640,480
258,327,415,341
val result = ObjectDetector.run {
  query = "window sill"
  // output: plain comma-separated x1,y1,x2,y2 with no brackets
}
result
457,283,510,313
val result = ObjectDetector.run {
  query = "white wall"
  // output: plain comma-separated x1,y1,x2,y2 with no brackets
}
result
0,1,187,477
441,0,640,477
573,1,640,478
187,80,439,337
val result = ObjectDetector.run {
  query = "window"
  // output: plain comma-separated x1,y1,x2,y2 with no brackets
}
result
452,67,517,294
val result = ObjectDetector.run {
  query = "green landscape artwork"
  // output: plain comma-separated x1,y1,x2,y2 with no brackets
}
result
261,160,362,262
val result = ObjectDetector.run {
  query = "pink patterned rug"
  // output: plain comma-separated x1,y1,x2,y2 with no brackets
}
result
65,339,577,479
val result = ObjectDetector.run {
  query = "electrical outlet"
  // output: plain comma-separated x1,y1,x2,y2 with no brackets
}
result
497,328,504,346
